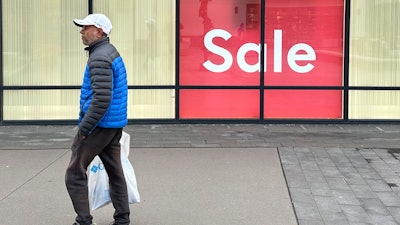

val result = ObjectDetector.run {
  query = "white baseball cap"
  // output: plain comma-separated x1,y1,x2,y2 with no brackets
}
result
73,14,112,35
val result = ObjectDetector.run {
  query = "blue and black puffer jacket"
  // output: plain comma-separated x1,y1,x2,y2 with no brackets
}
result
78,37,128,136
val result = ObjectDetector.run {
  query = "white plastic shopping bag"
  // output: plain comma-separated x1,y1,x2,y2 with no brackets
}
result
119,131,141,205
87,156,110,210
88,131,140,211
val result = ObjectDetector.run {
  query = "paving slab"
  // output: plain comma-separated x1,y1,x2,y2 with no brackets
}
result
1,124,400,225
0,147,297,225
0,149,68,201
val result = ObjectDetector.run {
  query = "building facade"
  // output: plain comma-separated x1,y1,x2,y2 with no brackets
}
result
1,0,399,125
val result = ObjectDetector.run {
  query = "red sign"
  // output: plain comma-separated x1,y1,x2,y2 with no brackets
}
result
180,90,259,119
180,0,344,119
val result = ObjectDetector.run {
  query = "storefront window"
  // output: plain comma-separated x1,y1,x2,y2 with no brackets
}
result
263,0,344,119
264,90,342,119
264,0,344,87
2,1,399,122
128,90,175,119
2,0,86,120
3,90,80,120
180,0,261,119
180,0,344,119
3,0,86,86
180,89,259,119
349,1,400,119
349,91,400,119
94,0,176,119
180,0,260,86
94,0,175,86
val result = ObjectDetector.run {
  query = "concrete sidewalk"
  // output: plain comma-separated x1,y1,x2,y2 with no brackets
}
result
0,124,400,225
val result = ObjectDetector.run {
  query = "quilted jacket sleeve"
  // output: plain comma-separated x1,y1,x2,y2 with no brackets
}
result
78,54,113,135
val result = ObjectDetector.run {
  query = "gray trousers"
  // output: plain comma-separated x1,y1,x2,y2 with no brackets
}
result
65,127,130,225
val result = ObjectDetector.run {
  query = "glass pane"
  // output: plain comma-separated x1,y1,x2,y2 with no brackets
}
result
180,0,260,86
4,89,176,120
2,0,87,86
264,90,343,119
94,0,176,85
349,91,400,119
180,90,260,119
265,0,344,86
128,89,175,119
3,90,80,120
350,1,400,86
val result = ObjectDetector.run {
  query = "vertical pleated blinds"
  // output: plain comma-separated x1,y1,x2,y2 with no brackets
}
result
2,0,87,120
94,0,176,86
94,0,176,118
349,0,400,119
3,0,87,86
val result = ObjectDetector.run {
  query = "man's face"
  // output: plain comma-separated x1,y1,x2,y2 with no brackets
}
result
80,25,102,46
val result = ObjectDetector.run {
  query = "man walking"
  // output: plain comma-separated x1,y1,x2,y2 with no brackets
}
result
65,13,130,225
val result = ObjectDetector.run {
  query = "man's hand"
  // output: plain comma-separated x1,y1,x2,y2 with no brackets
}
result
78,130,88,140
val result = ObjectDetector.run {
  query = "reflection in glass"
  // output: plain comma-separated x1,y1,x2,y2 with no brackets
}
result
264,0,344,86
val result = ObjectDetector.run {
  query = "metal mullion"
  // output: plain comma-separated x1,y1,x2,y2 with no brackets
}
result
88,0,93,14
179,85,260,90
3,86,81,90
175,0,180,121
260,0,266,123
348,86,400,91
263,86,345,90
0,0,4,125
343,0,351,122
